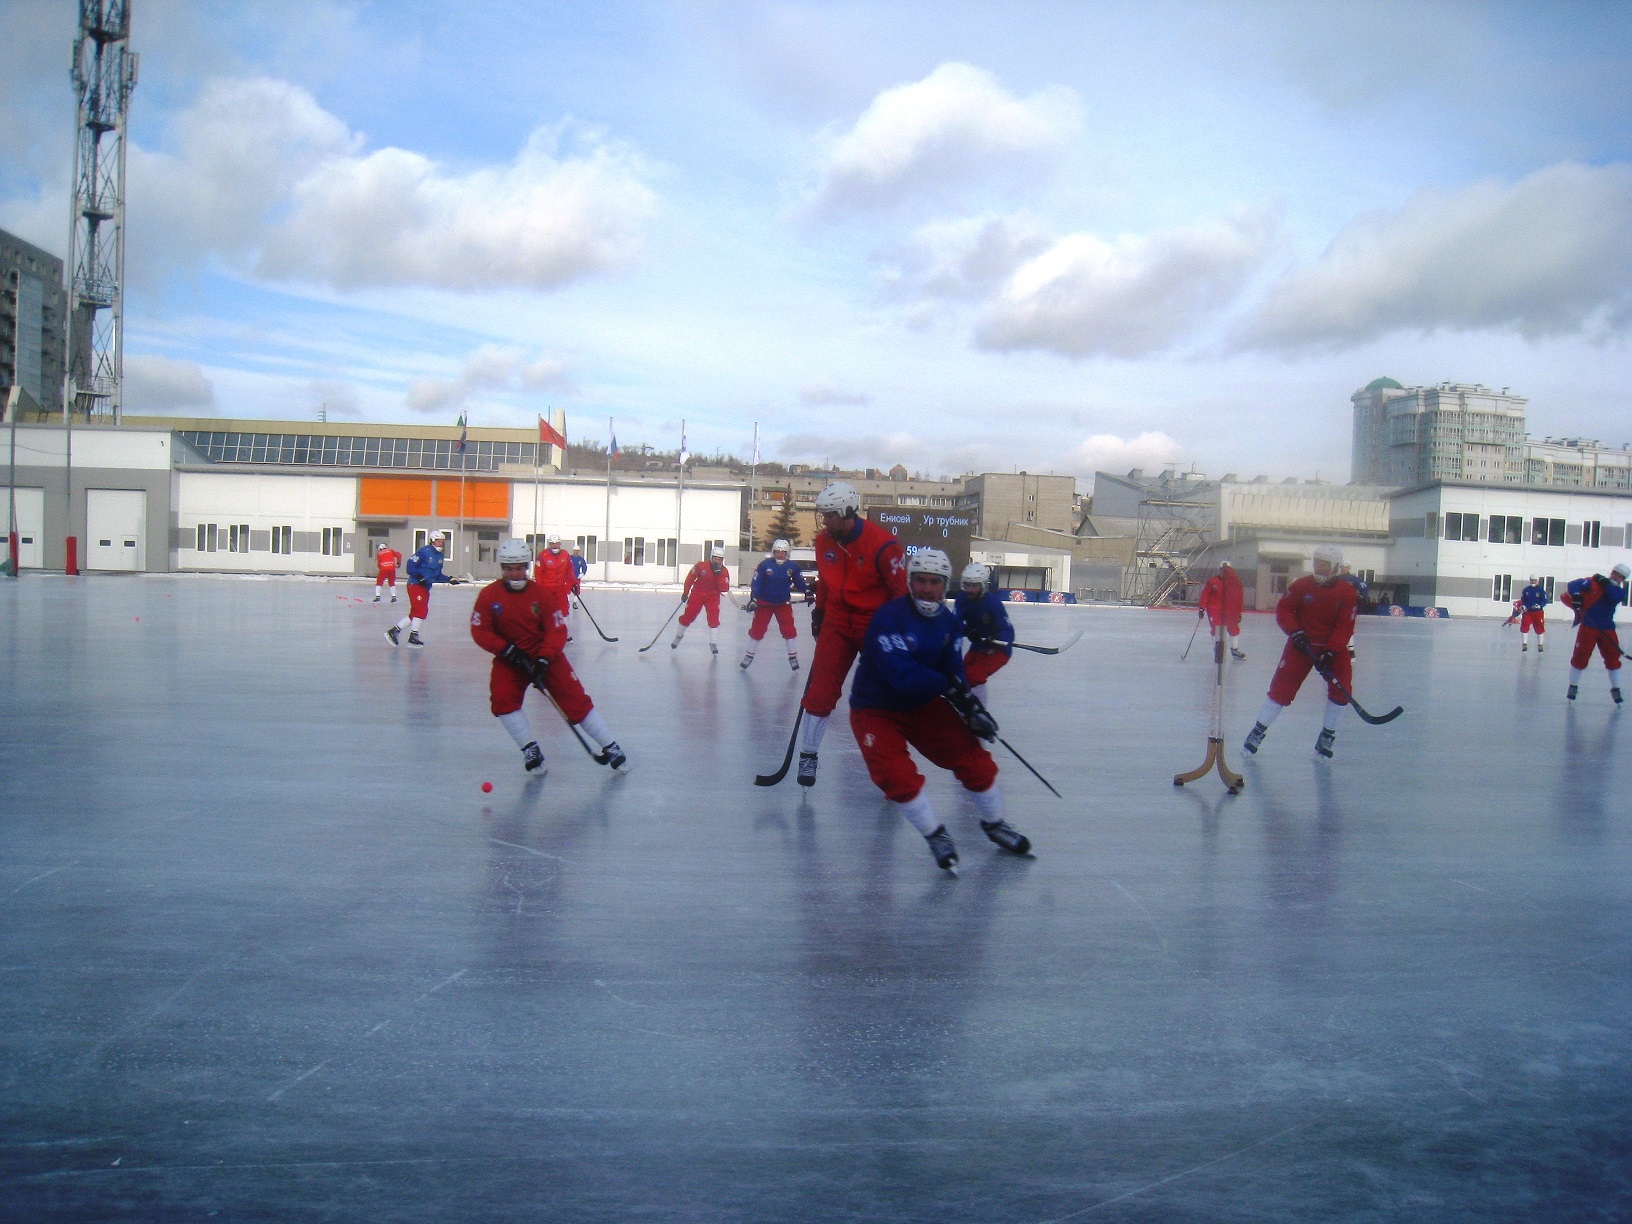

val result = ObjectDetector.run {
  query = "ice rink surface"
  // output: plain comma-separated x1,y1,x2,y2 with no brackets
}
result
2,574,1629,1222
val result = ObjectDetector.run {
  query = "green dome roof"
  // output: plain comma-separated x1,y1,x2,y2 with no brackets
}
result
1365,376,1403,391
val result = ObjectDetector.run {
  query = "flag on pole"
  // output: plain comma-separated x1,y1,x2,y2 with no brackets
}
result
538,415,566,449
609,419,620,461
678,420,690,467
751,422,760,466
455,412,467,454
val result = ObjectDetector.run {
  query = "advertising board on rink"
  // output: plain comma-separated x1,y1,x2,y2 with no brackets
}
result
867,508,973,574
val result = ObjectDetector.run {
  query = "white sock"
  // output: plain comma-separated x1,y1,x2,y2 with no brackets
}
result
498,710,532,748
1570,667,1585,685
375,584,384,598
1255,698,1285,728
578,708,612,746
800,713,830,753
673,627,685,642
787,645,799,660
896,793,939,836
1323,700,1346,732
968,784,1004,823
743,645,757,659
394,616,411,632
708,626,719,645
409,618,423,633
1611,672,1623,693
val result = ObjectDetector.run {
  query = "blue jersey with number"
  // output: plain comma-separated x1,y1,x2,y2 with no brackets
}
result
1519,583,1549,611
750,557,808,605
407,544,449,587
954,588,1014,654
1566,576,1625,630
850,596,966,711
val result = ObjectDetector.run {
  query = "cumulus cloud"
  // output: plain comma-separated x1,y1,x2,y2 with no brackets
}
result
974,211,1277,359
799,381,871,406
308,379,362,418
1069,431,1183,481
127,77,658,292
406,344,571,415
1236,161,1632,351
124,356,216,413
810,63,1080,213
883,212,1052,301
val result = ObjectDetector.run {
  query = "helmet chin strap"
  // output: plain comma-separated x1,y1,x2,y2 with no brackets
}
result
505,577,528,591
912,597,943,617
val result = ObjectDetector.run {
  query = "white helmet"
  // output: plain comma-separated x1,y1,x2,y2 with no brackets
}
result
772,538,790,555
1311,543,1342,581
814,481,861,517
907,549,951,616
430,530,447,543
1529,575,1540,584
710,544,726,559
497,539,533,566
960,562,991,589
1613,562,1631,581
546,534,561,547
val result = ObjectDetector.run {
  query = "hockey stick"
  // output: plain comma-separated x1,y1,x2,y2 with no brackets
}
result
1180,616,1203,661
754,673,813,787
637,599,686,652
996,736,1060,798
573,593,619,642
1012,630,1084,656
1296,640,1404,725
533,677,612,763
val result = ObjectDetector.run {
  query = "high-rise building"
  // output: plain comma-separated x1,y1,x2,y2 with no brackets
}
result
1350,379,1528,486
1,228,68,415
1524,437,1632,491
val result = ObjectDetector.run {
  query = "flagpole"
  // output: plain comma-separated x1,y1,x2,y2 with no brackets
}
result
603,417,614,583
458,411,468,575
533,410,543,548
675,418,685,584
749,421,758,552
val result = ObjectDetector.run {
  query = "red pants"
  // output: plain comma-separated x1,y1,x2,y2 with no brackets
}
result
678,592,721,629
803,628,865,717
1570,626,1622,670
1206,616,1241,638
489,655,593,721
407,582,431,619
851,701,997,804
376,573,397,587
748,603,796,641
964,648,1009,687
1520,610,1545,634
1268,639,1352,706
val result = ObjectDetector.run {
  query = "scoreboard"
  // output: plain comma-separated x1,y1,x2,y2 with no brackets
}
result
866,507,974,574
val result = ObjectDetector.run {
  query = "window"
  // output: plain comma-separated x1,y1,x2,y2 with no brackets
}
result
1361,569,1375,585
1425,511,1439,539
272,526,293,555
1269,562,1290,596
1542,576,1555,598
195,523,218,552
1532,517,1565,546
1487,515,1521,544
1445,511,1480,541
705,538,725,558
1583,519,1602,548
367,526,389,540
1492,574,1512,602
623,536,646,566
575,534,598,562
653,538,678,567
228,523,250,553
321,527,345,556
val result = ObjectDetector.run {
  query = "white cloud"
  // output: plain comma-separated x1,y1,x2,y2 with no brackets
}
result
884,212,1052,301
406,344,571,415
124,356,216,413
308,379,362,418
1236,161,1632,351
974,211,1276,359
126,77,658,292
810,63,1080,213
799,381,871,406
1069,431,1183,482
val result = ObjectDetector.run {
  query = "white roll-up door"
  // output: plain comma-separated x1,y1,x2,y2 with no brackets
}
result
1,487,45,568
86,489,147,571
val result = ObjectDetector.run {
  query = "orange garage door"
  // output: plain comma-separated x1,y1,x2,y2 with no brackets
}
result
359,477,433,518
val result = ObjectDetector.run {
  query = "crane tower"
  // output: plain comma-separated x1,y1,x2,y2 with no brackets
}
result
66,0,137,423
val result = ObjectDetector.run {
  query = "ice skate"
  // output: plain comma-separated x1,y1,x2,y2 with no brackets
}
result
788,655,800,671
1614,688,1624,706
602,741,630,772
796,751,818,787
372,595,381,604
1230,647,1246,661
391,595,398,603
1567,684,1578,701
925,826,959,873
740,652,754,670
1522,643,1528,652
1315,728,1336,759
670,637,681,650
1537,643,1543,653
1243,721,1267,755
980,819,1032,856
710,642,719,655
385,625,401,646
521,741,546,773
407,631,425,648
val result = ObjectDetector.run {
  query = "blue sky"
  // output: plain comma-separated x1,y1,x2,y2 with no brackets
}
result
4,0,1631,486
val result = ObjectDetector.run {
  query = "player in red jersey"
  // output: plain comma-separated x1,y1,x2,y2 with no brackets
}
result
1197,560,1246,661
532,534,577,622
1242,543,1358,760
672,545,733,654
470,540,628,775
372,542,402,603
795,481,908,787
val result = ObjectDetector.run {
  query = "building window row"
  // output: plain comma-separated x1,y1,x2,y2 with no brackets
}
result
189,522,340,555
1427,513,1624,548
180,431,539,472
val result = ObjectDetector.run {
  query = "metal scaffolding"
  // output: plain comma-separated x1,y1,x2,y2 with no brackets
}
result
67,0,137,423
1120,489,1213,606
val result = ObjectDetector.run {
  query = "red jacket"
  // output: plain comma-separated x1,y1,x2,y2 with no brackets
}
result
533,547,577,595
683,559,731,603
1198,568,1243,629
470,579,568,662
814,517,908,637
375,548,401,577
1275,575,1357,650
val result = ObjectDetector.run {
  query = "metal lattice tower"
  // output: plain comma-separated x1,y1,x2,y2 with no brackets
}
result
1120,489,1215,606
66,0,138,423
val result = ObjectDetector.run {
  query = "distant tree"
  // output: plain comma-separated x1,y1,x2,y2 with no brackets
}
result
769,494,801,548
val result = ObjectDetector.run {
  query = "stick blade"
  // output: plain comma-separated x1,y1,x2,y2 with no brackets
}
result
1355,705,1405,725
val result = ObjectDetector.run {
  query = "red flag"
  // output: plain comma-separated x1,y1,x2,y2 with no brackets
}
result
538,416,567,449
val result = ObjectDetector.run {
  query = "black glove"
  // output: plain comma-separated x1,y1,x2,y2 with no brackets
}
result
810,606,824,637
1289,629,1310,656
500,644,531,674
1316,648,1335,670
945,679,998,742
743,598,758,614
803,590,815,605
446,577,461,586
1198,609,1205,620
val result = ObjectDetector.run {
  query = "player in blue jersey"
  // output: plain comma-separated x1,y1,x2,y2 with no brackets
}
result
741,539,810,671
386,530,462,648
1517,576,1549,653
1561,562,1628,703
849,549,1032,874
952,562,1014,703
